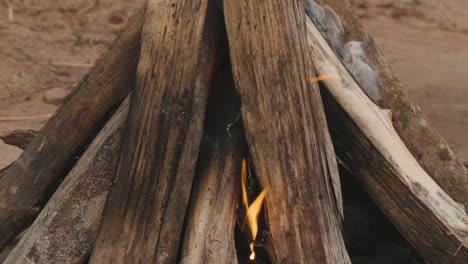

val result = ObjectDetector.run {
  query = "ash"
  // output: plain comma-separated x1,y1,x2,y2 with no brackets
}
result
305,0,382,101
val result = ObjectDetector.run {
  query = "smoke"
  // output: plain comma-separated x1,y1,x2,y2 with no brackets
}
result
305,0,382,101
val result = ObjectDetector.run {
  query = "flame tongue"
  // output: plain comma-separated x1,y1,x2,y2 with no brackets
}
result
308,73,337,82
241,158,267,261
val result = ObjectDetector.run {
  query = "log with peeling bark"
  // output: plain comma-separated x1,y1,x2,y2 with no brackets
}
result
3,98,129,264
89,1,218,263
224,0,350,263
305,16,468,263
180,68,243,264
0,6,145,249
311,0,468,208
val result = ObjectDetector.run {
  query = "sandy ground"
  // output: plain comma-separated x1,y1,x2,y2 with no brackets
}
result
352,0,468,162
0,0,467,166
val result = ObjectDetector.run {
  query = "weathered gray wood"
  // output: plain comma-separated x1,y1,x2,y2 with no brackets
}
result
305,16,468,263
180,70,242,264
224,0,350,263
311,0,468,209
3,98,129,264
89,1,217,263
0,6,145,249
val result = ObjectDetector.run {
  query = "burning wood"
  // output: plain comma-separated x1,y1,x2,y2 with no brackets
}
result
0,0,466,263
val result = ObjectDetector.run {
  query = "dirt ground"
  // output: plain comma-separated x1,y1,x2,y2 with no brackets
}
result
0,0,467,166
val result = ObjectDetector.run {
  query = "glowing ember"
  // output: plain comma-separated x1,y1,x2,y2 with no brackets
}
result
307,73,338,82
241,158,267,261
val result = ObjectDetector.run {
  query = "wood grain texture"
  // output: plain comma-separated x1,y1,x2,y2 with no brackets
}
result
180,68,242,264
3,98,129,264
0,130,38,150
0,6,144,249
312,0,468,209
305,17,468,263
89,1,216,263
224,1,350,263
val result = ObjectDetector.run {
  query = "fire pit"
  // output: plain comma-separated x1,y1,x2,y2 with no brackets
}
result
0,0,466,263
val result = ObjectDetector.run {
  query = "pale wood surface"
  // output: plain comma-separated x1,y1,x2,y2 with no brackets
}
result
314,0,468,208
305,16,468,263
180,69,242,264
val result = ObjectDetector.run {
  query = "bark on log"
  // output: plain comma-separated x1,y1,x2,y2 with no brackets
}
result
180,69,243,264
305,17,468,263
0,6,144,249
89,1,217,263
311,0,468,208
3,98,129,264
224,1,350,263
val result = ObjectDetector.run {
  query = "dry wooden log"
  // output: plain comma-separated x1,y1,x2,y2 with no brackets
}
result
0,230,28,263
89,1,218,263
305,16,468,263
311,0,468,208
180,69,243,264
0,130,38,150
0,6,145,249
224,0,350,263
3,98,129,264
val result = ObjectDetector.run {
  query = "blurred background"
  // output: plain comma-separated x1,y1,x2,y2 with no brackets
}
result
0,0,467,166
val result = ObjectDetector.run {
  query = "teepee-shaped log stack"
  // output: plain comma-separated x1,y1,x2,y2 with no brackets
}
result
0,0,466,263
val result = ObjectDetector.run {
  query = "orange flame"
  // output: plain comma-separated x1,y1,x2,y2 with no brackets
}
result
241,158,267,261
307,73,338,82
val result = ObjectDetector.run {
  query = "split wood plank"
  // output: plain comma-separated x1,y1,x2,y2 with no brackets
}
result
89,1,217,263
305,16,468,263
180,69,243,264
3,98,129,264
224,0,350,263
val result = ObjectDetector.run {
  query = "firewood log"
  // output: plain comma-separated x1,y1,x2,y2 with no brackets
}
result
0,166,9,181
312,0,468,209
224,0,350,263
0,6,145,249
89,1,218,263
3,98,129,264
180,68,243,264
305,16,468,263
0,130,38,150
